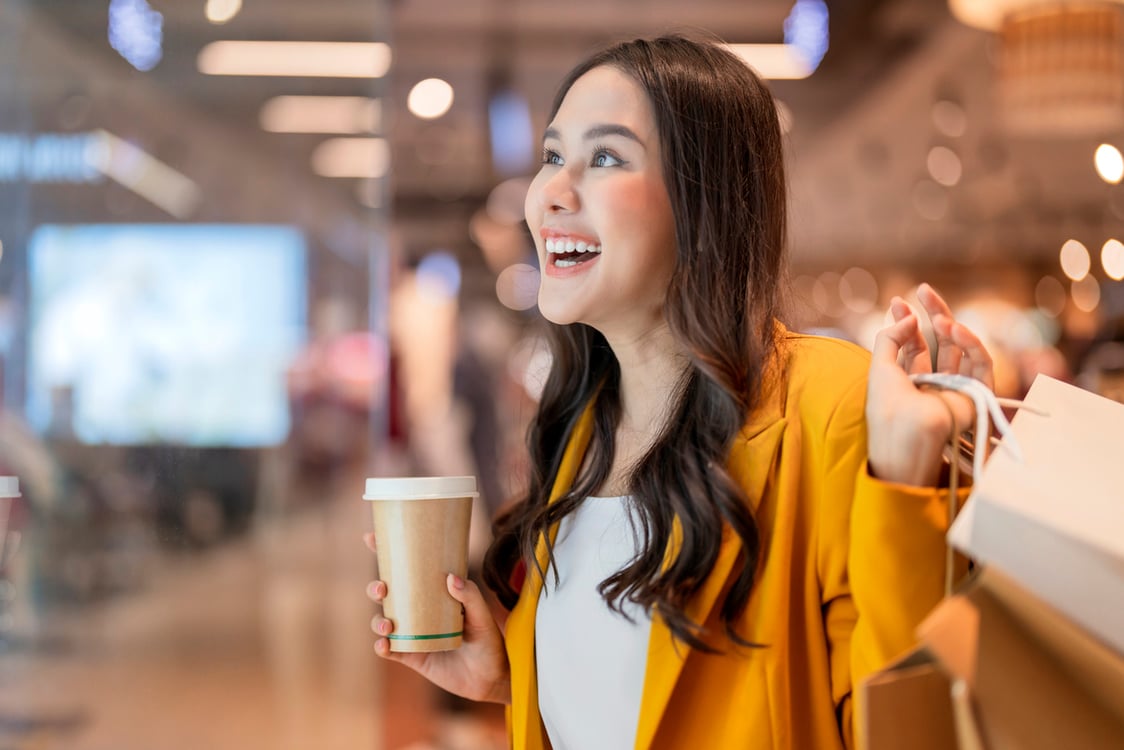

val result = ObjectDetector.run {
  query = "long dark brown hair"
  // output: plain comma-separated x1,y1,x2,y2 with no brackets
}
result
482,35,788,652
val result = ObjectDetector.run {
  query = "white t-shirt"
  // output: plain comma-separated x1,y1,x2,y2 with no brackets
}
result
535,496,653,750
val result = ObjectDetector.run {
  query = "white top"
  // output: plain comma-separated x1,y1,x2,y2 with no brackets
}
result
535,496,652,750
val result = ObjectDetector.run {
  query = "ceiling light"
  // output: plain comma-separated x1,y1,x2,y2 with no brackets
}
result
951,1,1124,136
205,0,241,25
1059,239,1091,281
108,0,163,72
1102,239,1124,280
784,0,829,70
198,41,391,78
311,137,389,178
1095,143,1124,184
950,0,1124,29
260,96,380,134
725,44,816,80
408,78,454,120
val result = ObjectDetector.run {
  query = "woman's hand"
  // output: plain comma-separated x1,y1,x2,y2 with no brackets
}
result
364,533,512,705
866,283,994,487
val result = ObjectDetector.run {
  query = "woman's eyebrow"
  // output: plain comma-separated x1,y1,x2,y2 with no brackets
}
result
542,123,645,147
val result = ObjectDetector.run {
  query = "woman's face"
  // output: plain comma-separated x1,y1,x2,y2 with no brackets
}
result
525,65,677,339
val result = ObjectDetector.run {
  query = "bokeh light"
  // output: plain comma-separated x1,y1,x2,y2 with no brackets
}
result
1059,239,1090,281
408,78,454,120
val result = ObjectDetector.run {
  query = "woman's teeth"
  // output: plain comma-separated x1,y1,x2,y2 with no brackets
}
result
546,238,602,267
545,238,602,255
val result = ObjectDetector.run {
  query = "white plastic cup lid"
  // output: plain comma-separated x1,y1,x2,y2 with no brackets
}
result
364,476,479,501
0,476,19,498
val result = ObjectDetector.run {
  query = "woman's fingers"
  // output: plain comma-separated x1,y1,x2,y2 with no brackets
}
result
366,580,387,602
917,282,953,318
950,320,995,390
363,532,377,554
917,283,964,374
929,311,963,375
446,574,493,638
371,613,394,637
874,299,930,375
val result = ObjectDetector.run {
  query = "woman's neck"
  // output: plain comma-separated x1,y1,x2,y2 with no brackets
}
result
604,322,688,440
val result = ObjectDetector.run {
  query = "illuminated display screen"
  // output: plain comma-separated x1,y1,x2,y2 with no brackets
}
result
26,224,307,447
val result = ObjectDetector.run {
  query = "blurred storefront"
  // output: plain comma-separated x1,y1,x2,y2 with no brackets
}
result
0,0,1121,749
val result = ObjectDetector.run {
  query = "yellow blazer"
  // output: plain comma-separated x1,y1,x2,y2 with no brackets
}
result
504,329,960,749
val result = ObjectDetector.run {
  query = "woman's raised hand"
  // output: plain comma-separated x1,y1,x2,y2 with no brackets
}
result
866,283,994,487
364,532,512,704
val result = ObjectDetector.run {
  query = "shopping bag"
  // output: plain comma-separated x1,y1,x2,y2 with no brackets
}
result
947,374,1124,656
919,568,1124,749
859,648,958,750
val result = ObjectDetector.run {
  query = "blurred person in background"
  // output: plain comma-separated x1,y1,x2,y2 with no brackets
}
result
367,35,992,750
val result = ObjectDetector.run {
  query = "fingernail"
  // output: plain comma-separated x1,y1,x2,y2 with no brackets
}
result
380,621,390,635
450,574,465,590
366,582,379,598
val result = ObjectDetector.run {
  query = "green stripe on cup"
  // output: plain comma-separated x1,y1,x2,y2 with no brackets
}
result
387,631,463,641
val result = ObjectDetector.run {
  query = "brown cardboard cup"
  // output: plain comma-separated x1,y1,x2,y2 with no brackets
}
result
364,476,477,652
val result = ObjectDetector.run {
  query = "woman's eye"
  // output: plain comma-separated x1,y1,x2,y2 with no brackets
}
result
541,149,563,166
591,150,623,168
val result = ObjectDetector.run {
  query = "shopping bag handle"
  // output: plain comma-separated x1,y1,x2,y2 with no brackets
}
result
908,373,1048,598
909,373,1034,478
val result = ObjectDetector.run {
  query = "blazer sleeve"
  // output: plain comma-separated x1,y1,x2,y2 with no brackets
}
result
815,375,968,748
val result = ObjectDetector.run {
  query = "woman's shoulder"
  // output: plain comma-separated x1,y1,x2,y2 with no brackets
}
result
773,328,870,423
780,328,870,384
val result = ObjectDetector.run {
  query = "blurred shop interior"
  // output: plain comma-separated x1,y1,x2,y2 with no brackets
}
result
0,0,1122,748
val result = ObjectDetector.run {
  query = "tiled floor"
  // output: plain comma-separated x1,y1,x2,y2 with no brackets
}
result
0,494,505,750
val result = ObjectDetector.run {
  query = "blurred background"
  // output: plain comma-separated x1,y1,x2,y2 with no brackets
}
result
0,0,1121,747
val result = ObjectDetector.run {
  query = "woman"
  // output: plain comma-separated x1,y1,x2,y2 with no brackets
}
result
366,35,990,749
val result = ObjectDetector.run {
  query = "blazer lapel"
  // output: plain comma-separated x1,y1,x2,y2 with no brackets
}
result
506,402,597,750
634,380,789,750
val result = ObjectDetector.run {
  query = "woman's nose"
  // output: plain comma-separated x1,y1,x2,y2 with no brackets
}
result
538,167,578,214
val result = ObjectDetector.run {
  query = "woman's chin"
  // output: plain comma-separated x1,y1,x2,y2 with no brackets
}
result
536,297,579,326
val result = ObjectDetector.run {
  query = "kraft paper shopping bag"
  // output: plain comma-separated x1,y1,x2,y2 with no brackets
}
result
947,374,1124,656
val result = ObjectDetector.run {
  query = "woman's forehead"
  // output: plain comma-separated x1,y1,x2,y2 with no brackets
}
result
550,66,656,138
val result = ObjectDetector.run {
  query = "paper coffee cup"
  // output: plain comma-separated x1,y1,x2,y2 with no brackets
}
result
364,476,478,652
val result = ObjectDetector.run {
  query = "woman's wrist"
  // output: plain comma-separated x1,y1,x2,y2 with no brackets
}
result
868,430,946,487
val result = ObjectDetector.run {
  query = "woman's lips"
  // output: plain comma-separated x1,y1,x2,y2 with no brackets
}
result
543,247,601,278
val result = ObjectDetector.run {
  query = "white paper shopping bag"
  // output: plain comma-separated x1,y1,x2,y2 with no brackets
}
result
947,374,1124,655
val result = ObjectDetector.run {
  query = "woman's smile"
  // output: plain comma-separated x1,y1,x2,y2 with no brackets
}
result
541,229,604,275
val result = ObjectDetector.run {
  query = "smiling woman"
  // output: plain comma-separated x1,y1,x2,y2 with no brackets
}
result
528,66,677,338
366,34,994,750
